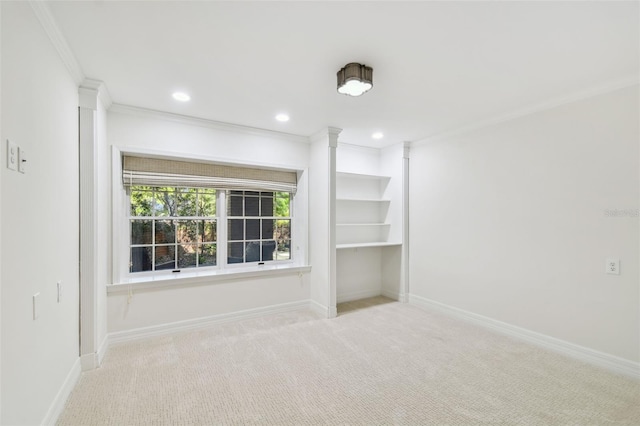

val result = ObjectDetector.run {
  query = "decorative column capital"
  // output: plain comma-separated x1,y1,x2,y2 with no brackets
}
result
310,126,342,147
403,141,411,159
79,79,112,111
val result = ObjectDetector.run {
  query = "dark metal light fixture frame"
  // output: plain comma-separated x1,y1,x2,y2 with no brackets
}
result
337,63,373,96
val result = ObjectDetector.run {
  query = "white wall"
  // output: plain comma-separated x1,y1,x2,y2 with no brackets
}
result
336,143,380,175
410,86,639,362
106,109,311,332
1,2,80,424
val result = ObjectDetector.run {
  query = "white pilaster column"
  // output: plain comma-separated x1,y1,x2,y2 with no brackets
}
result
0,3,3,419
400,142,411,302
78,84,99,370
308,127,340,318
327,128,339,317
78,78,112,370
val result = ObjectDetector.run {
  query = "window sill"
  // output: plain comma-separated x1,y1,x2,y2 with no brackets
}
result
108,264,312,294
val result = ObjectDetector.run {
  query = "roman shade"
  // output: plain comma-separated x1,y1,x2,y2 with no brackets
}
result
122,156,297,193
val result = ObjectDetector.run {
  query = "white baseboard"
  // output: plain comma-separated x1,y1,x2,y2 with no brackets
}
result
409,294,640,380
97,333,109,366
41,357,81,426
109,300,310,345
80,353,97,371
381,289,406,302
309,300,337,318
337,288,381,303
80,335,110,371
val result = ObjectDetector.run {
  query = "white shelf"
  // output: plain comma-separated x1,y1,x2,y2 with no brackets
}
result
336,242,402,249
336,223,390,227
336,171,391,180
336,198,391,203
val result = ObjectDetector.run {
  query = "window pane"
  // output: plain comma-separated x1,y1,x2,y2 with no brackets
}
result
276,243,291,260
130,247,152,272
155,245,175,270
202,221,217,242
246,219,260,240
130,188,153,216
245,191,259,196
154,188,176,216
199,244,217,267
261,219,275,239
275,192,290,217
261,193,274,216
276,219,291,242
177,220,199,244
175,188,197,216
262,240,276,262
155,220,175,244
228,195,243,216
178,244,197,269
131,220,152,245
228,219,244,241
245,241,260,262
245,196,259,216
198,189,216,216
228,242,244,264
276,219,291,260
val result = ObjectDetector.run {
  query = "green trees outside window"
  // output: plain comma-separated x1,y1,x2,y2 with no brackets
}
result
129,187,291,273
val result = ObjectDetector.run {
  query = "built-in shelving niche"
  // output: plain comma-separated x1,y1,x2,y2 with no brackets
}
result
335,144,407,306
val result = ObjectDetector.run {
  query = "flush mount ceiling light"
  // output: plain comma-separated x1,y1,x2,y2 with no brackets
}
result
337,63,373,96
172,92,191,102
372,132,384,140
275,113,290,122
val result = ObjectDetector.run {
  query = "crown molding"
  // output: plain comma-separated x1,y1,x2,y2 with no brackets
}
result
337,141,381,153
413,75,640,147
109,104,310,144
29,0,85,86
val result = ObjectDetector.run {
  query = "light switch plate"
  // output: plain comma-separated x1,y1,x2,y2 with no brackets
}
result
33,292,40,320
18,147,26,174
6,139,17,171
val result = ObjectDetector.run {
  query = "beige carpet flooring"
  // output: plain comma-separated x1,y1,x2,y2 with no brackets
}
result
57,297,640,425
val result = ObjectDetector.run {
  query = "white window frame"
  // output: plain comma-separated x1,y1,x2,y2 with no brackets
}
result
111,146,308,286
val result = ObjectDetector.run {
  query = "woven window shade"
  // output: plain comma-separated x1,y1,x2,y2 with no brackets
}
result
122,156,297,193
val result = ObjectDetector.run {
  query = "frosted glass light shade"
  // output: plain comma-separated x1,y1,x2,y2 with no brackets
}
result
337,63,373,97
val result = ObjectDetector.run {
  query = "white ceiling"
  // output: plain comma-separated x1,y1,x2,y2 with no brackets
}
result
48,1,639,148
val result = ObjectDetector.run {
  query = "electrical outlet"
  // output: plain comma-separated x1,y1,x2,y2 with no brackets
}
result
606,258,620,275
6,139,17,171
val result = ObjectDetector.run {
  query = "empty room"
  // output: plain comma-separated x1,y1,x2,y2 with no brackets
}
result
1,1,638,425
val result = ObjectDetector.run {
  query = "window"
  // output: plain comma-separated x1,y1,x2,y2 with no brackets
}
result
129,187,217,272
227,191,291,264
121,154,298,278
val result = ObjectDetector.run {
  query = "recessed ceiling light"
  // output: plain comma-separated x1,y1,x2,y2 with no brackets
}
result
372,132,384,140
275,113,290,122
172,92,191,102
